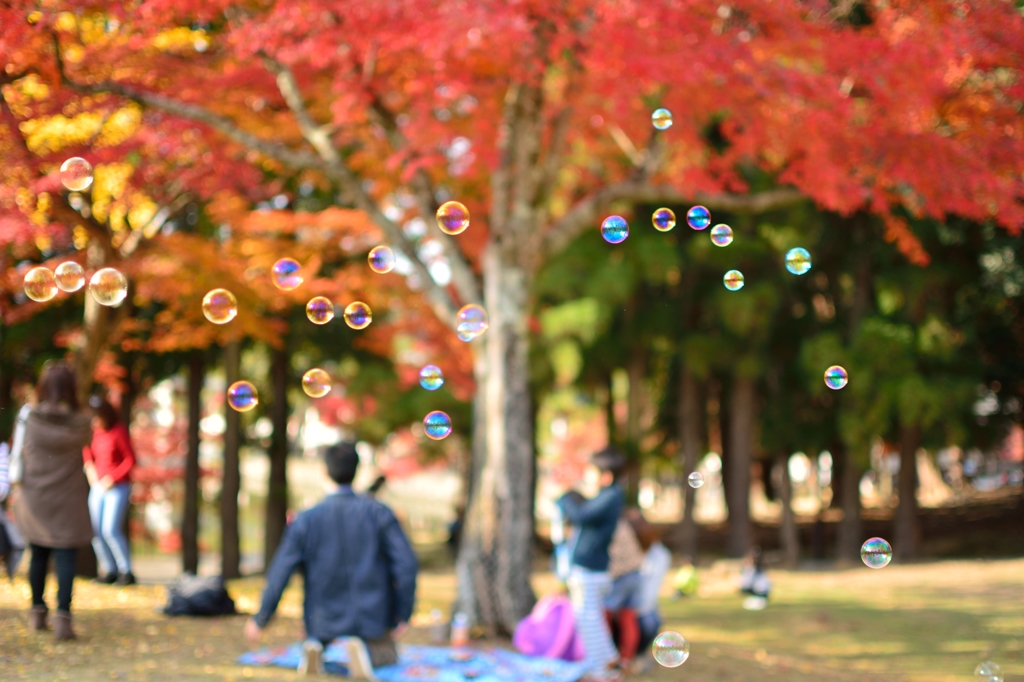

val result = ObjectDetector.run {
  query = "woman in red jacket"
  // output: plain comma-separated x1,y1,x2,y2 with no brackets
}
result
83,397,137,586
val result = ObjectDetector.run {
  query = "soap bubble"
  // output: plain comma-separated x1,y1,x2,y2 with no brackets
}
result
54,262,85,292
436,200,470,235
601,215,629,244
710,224,733,247
456,304,488,341
368,246,396,274
202,288,238,324
687,205,711,230
824,365,848,390
652,208,676,232
860,537,892,569
272,258,303,290
60,157,93,191
306,296,335,325
652,631,689,668
975,661,1003,682
227,381,259,412
24,267,58,302
302,368,332,398
423,410,453,440
419,365,444,391
89,267,128,306
651,108,673,130
785,247,812,275
687,472,704,489
723,270,745,291
344,301,372,329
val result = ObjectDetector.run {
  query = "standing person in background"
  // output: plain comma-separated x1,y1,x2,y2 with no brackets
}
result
557,447,627,682
13,362,94,640
83,396,137,586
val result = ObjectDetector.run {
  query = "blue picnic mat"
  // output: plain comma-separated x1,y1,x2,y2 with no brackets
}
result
238,643,588,681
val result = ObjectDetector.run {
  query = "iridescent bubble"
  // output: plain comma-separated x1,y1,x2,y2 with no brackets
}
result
54,262,85,292
89,267,128,306
652,208,676,232
710,224,733,247
601,215,629,244
227,381,259,412
423,410,453,440
202,288,238,324
302,368,332,398
456,304,489,342
975,661,1003,682
723,270,745,291
824,365,848,390
368,246,396,274
785,247,812,275
860,537,892,569
651,108,673,131
344,301,372,330
687,472,704,489
687,205,711,230
24,267,58,302
419,365,445,391
652,631,689,668
306,296,335,325
272,258,303,291
436,201,470,235
60,157,93,192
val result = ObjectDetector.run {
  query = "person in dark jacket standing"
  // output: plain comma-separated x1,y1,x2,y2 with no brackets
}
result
557,447,627,682
84,397,137,586
13,362,93,641
245,441,418,678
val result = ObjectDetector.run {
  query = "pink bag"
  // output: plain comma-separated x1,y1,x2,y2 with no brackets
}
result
512,594,584,662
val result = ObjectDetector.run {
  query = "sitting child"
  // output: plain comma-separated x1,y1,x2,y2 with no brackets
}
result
739,546,771,610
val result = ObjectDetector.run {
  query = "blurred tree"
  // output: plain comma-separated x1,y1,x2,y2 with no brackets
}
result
2,0,1022,629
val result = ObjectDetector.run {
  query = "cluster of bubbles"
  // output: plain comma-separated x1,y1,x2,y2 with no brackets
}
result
24,262,127,308
652,631,690,668
860,537,893,569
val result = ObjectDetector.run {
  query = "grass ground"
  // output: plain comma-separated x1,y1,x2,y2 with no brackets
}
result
1,558,1021,681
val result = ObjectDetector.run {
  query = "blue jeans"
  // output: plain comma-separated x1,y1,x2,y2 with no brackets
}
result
637,611,661,653
605,570,642,611
88,483,132,574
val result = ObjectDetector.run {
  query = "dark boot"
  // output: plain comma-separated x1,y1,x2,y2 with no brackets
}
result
115,572,137,586
54,611,76,641
92,573,118,585
29,605,49,631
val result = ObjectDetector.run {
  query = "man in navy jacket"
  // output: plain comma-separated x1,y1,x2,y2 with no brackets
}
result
245,442,418,678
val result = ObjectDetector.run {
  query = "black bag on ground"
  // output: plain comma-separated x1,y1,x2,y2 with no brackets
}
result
162,575,239,616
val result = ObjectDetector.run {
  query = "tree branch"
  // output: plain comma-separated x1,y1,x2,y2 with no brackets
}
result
260,55,464,320
542,183,807,263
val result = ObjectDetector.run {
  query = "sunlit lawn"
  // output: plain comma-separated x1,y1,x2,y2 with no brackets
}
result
1,558,1021,681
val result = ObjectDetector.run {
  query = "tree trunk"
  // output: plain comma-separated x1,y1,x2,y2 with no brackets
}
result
220,340,242,579
454,249,536,635
182,350,203,575
677,366,703,561
726,374,755,557
894,424,921,561
834,440,863,562
264,345,289,569
74,241,119,406
624,349,646,503
778,453,799,567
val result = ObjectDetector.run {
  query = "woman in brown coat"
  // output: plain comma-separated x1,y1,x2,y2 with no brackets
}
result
14,362,93,640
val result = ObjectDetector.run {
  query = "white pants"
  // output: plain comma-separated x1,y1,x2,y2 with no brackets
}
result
568,566,618,673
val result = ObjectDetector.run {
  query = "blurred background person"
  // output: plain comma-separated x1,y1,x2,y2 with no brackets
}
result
84,396,138,586
13,362,94,640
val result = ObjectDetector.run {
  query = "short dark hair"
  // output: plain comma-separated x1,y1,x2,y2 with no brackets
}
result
37,361,79,411
324,441,359,485
591,446,627,478
89,396,120,430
